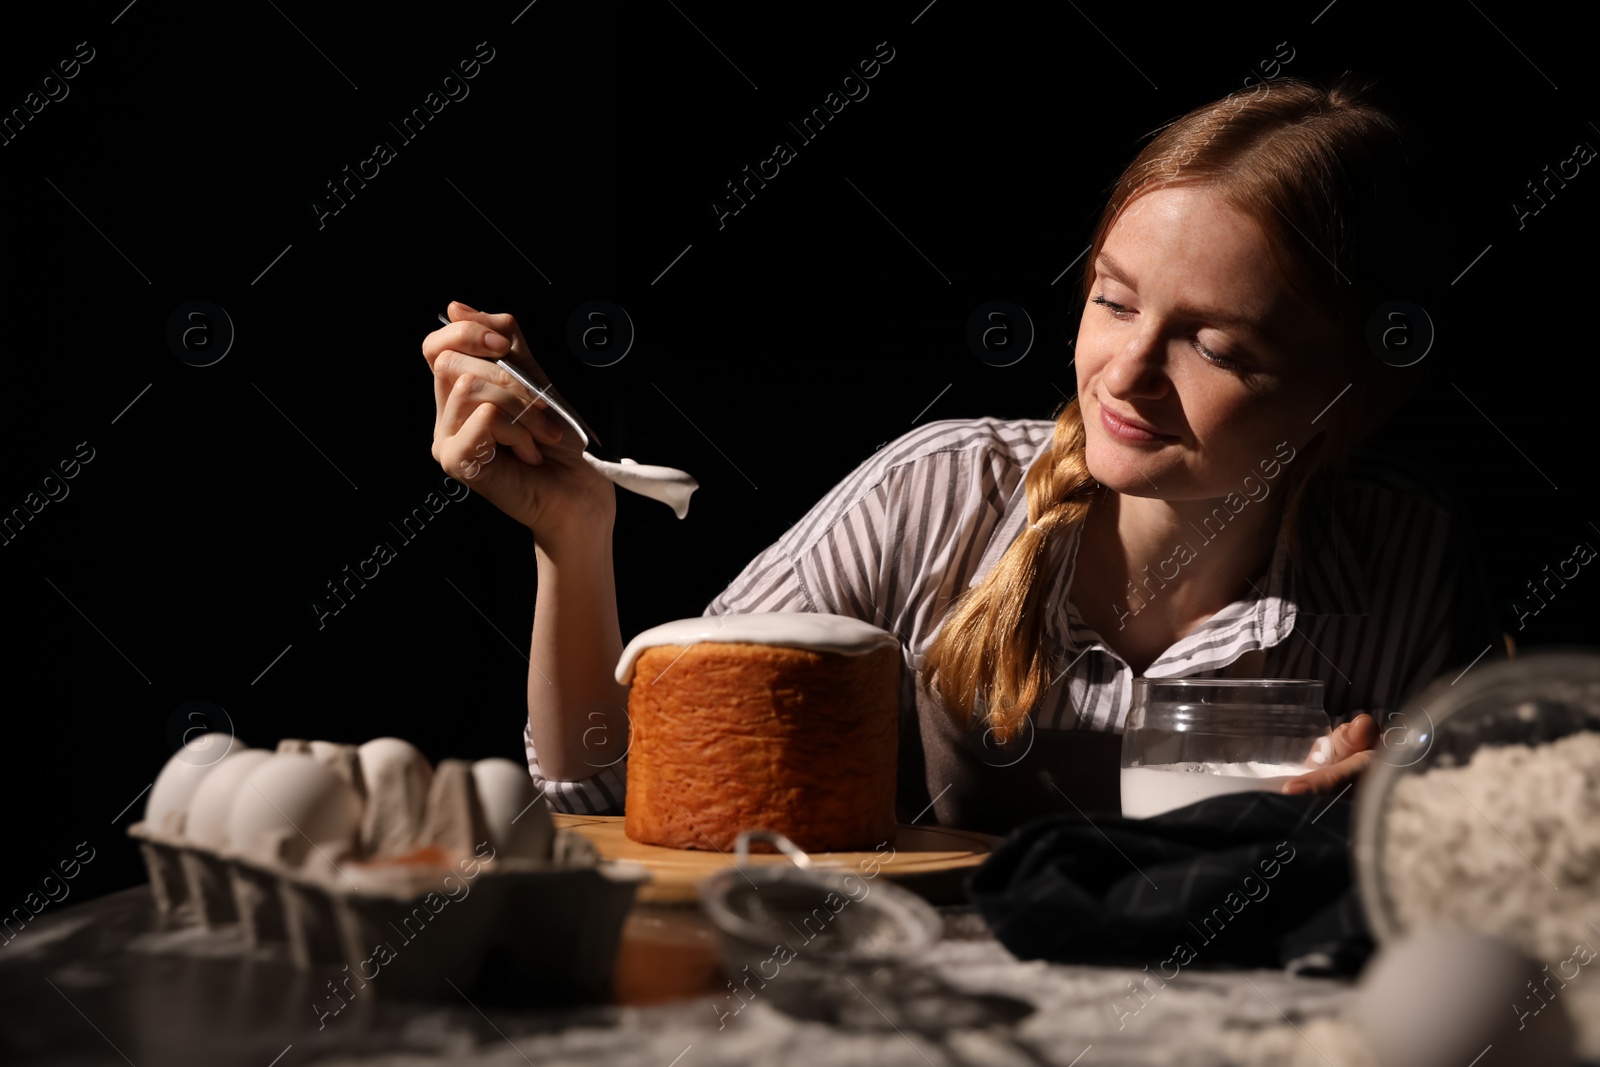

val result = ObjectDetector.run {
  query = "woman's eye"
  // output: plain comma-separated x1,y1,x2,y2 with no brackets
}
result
1091,294,1131,318
1193,340,1244,372
1094,294,1246,372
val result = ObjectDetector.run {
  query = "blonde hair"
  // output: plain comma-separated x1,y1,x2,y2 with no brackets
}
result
926,76,1435,742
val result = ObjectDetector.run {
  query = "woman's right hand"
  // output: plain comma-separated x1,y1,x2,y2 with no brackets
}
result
423,301,615,541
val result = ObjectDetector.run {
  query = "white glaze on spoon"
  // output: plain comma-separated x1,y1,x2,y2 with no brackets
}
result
581,454,698,520
615,612,899,685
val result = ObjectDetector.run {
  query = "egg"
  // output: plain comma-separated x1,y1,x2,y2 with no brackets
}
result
357,737,434,855
1358,923,1576,1067
185,749,274,850
144,732,242,836
471,758,553,860
226,754,363,867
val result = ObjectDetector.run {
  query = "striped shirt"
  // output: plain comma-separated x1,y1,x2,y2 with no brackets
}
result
525,416,1501,823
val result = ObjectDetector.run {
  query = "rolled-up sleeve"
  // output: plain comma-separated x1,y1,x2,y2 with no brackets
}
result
522,718,627,815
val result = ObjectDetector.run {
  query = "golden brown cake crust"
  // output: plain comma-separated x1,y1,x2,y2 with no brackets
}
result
624,641,899,852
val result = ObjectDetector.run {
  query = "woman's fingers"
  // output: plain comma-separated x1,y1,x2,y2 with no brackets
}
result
434,356,563,446
441,377,534,457
419,300,531,371
445,301,530,357
434,402,499,482
423,305,568,454
1305,713,1377,768
1284,713,1379,795
1283,749,1373,795
422,315,515,369
1331,713,1377,761
438,401,542,482
444,377,563,465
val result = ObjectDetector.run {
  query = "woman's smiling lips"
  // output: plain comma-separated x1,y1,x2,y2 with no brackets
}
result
1098,400,1179,443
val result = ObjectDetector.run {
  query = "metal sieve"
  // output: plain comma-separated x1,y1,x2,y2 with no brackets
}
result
699,830,941,966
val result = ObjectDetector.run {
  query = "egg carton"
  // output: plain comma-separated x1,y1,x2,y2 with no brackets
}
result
127,736,648,1002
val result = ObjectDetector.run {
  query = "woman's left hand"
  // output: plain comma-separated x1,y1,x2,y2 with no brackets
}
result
1282,713,1377,795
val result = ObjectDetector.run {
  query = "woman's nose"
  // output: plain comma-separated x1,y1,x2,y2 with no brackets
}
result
1100,328,1170,399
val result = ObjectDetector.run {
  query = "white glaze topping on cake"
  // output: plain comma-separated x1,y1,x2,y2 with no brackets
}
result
615,612,899,684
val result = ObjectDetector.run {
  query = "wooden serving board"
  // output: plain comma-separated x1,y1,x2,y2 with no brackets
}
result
553,814,1002,905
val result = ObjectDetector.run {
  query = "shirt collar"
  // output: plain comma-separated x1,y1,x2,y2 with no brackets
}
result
1145,489,1370,673
1133,521,1299,675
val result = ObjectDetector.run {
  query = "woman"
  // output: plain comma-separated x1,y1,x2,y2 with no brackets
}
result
421,77,1500,834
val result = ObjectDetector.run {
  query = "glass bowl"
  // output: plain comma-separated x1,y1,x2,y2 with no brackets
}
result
1352,648,1600,949
1120,678,1330,818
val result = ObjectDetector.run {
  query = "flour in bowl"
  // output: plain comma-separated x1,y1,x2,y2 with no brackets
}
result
1382,730,1600,962
1380,729,1600,1059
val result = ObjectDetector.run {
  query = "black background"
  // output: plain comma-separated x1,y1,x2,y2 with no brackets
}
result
1,0,1594,913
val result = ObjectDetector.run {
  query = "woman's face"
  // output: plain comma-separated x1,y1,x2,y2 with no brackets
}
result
1075,184,1345,501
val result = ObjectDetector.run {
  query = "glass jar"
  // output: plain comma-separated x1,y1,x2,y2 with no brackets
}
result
1352,649,1600,950
1120,678,1330,818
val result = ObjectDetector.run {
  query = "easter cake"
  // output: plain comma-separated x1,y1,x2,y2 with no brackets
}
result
614,612,901,853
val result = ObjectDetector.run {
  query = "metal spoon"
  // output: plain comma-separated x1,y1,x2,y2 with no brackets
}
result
436,311,699,518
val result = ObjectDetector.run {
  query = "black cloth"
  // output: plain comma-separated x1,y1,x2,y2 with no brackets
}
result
966,790,1374,976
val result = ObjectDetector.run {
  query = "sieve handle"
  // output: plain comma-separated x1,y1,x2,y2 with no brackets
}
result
733,829,813,869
